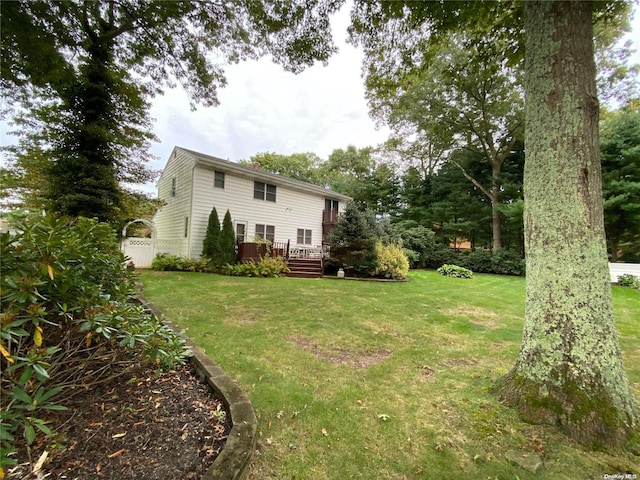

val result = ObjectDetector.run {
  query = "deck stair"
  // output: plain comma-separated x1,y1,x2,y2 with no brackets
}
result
286,258,323,278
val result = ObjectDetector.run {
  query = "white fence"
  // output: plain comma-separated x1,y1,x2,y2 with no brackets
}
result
155,239,182,256
609,263,640,283
121,238,182,268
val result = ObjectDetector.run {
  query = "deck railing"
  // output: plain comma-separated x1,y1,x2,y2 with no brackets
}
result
237,241,330,263
288,244,331,259
322,209,340,224
237,241,290,263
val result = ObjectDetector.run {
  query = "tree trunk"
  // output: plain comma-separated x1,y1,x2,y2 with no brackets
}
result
491,163,503,252
496,0,637,449
609,235,619,263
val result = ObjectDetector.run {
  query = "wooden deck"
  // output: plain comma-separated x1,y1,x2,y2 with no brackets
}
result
235,210,338,278
237,241,327,278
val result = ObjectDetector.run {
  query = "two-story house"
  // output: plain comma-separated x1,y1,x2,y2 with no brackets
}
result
152,147,351,262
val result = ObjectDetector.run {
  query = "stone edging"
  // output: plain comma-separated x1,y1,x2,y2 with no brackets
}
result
135,289,257,480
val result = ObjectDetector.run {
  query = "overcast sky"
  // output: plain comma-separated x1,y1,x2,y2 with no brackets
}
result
2,5,638,197
146,5,386,182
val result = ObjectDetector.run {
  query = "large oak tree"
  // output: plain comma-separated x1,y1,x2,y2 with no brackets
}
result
350,0,637,448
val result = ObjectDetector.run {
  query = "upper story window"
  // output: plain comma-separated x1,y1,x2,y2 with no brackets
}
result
325,199,339,211
214,171,225,189
171,178,176,197
254,181,276,202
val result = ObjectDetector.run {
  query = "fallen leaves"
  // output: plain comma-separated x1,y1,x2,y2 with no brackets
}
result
14,364,231,480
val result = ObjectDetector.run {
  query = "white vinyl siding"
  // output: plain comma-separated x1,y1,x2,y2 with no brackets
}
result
188,163,333,256
152,149,195,256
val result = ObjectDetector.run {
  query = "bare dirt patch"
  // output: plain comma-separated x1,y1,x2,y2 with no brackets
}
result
234,315,257,325
289,337,391,369
439,358,480,368
442,306,501,328
418,365,437,379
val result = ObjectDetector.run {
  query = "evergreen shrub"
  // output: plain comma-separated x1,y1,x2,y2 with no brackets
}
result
490,250,526,276
418,244,525,276
327,202,379,276
202,207,221,260
219,210,237,265
457,249,493,273
423,245,456,269
1,216,189,468
399,226,437,268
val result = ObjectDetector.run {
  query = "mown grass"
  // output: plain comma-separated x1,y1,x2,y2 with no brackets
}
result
138,270,640,479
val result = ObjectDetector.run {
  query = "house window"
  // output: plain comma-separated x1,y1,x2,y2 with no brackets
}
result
254,181,276,202
297,229,312,245
256,224,275,242
214,171,225,189
266,184,276,202
325,199,339,211
184,217,189,238
235,222,247,243
171,178,176,197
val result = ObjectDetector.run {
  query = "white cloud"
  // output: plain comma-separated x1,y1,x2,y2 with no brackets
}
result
146,5,390,192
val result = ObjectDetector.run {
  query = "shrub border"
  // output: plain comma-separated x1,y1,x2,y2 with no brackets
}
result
135,285,257,480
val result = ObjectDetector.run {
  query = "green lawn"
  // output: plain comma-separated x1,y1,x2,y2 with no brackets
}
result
138,270,640,479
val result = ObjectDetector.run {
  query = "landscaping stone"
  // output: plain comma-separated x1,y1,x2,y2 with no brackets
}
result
505,450,544,474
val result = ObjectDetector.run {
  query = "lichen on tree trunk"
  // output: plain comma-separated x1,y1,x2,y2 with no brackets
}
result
495,0,638,449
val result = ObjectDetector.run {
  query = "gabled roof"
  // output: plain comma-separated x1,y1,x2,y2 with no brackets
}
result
176,146,352,201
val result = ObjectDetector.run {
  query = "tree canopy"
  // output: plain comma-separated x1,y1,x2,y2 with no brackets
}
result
1,0,340,222
240,151,325,184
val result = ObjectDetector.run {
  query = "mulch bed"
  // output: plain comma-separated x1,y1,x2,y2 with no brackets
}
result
8,363,230,480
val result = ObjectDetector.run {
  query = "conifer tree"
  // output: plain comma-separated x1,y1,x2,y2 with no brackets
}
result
219,210,237,266
202,207,221,261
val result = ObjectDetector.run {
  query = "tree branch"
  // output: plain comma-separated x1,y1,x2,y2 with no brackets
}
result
450,158,494,200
